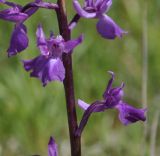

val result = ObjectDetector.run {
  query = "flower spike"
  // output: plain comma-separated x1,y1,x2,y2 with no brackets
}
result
116,103,147,125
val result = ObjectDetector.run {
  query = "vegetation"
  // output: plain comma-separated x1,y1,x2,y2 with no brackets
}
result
0,0,159,155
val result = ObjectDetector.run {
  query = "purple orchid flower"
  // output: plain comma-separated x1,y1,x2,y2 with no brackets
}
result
23,25,83,86
48,137,58,156
0,0,58,57
76,71,147,136
72,0,127,39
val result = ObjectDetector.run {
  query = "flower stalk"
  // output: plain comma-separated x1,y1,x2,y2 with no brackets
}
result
56,0,81,156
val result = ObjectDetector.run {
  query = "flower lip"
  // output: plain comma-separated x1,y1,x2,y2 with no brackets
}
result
96,14,127,39
48,36,65,57
103,71,124,101
0,6,28,22
108,82,124,97
23,56,65,86
104,78,124,108
116,102,147,125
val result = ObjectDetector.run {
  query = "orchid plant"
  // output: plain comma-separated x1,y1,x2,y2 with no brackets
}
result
0,0,147,156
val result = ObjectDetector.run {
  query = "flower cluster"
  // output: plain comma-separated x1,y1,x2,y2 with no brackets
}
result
76,71,147,136
0,0,147,155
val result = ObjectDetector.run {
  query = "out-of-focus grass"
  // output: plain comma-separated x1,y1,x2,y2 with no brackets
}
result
0,0,160,156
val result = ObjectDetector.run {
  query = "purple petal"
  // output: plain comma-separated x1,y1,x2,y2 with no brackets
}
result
99,0,112,14
23,55,48,72
76,100,105,136
103,71,115,99
0,7,28,22
7,24,28,57
47,58,65,83
64,34,84,53
73,0,96,18
23,56,65,86
48,136,58,156
36,24,49,55
96,15,127,39
116,102,147,125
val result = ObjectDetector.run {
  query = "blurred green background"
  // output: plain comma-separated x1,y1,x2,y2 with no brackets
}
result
0,0,160,156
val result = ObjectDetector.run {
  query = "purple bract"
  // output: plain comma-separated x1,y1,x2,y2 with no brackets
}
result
73,0,127,39
77,71,147,136
23,25,83,86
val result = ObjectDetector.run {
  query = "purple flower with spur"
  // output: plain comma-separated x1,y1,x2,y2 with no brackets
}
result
48,137,58,156
76,71,147,136
23,25,83,86
0,0,58,57
73,0,127,39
